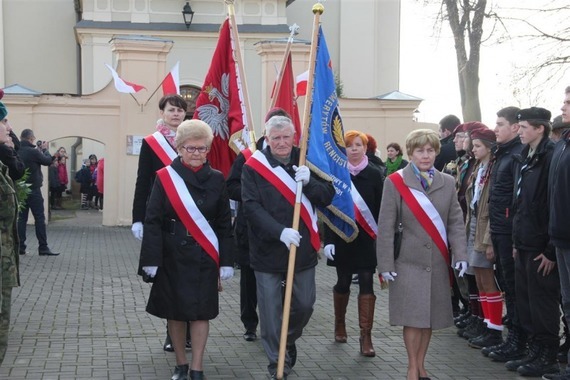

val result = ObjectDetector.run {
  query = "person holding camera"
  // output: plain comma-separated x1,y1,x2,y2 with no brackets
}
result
17,129,60,256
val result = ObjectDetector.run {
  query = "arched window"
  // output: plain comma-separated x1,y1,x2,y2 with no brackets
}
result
180,85,202,119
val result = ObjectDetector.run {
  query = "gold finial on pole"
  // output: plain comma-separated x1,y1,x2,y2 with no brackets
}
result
312,2,324,15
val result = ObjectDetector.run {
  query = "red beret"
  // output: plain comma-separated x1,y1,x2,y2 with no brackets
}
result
453,121,488,136
470,127,496,143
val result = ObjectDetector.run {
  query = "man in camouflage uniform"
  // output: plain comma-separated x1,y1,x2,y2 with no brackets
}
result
0,102,20,365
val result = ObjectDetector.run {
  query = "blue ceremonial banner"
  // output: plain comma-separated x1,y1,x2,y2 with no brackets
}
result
306,27,358,242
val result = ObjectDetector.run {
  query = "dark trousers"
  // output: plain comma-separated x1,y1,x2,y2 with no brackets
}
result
492,233,517,327
515,249,560,345
18,188,48,251
240,262,258,332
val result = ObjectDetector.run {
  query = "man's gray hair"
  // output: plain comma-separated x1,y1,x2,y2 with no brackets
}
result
265,115,294,136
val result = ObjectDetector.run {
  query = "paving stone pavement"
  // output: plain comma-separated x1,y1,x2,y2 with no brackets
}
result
0,210,539,379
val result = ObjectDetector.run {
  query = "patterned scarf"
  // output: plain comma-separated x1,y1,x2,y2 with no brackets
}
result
155,119,176,148
386,155,403,175
348,155,369,176
411,162,435,191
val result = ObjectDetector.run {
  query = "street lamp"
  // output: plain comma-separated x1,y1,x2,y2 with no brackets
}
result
182,1,194,30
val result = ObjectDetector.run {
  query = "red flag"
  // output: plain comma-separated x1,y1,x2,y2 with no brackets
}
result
105,64,146,93
272,53,302,145
162,62,180,96
295,70,309,97
193,19,248,177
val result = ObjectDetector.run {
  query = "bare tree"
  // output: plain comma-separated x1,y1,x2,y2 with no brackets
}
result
440,0,487,122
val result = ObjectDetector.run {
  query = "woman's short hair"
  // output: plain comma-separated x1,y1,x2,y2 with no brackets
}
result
405,129,441,156
159,94,188,111
175,120,214,148
386,142,403,156
265,116,294,136
365,134,377,154
344,130,368,147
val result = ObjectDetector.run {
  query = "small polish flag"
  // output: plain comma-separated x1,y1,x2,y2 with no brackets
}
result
162,62,180,96
295,70,309,96
105,64,146,93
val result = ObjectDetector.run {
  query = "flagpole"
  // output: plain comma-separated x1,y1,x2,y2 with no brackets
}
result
225,0,257,152
276,3,323,380
142,75,168,108
268,23,299,110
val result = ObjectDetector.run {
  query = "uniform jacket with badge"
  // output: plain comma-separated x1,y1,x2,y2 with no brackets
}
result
241,147,335,274
376,164,467,330
0,161,20,292
139,158,233,321
325,163,384,271
513,137,555,259
549,129,570,249
488,137,523,235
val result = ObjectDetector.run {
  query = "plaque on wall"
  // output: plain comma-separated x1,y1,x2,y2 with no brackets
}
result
126,135,144,155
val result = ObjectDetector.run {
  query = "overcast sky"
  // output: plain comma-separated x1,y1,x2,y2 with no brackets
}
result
399,0,570,126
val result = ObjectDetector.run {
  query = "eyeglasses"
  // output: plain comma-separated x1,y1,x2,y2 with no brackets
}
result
181,145,208,154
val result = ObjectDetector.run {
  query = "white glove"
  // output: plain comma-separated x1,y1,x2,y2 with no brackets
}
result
455,261,468,277
142,266,158,278
293,165,310,186
220,266,234,280
131,222,144,241
323,244,335,261
280,228,301,248
381,271,398,282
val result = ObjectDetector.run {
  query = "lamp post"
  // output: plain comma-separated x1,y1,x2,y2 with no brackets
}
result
182,1,194,29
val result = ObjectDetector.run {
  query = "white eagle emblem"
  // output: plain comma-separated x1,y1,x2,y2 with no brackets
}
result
196,73,231,140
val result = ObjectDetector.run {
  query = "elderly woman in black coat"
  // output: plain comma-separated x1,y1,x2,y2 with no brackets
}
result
138,120,234,380
323,130,384,357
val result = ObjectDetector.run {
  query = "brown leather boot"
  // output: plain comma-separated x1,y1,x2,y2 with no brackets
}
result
358,294,376,357
333,290,350,343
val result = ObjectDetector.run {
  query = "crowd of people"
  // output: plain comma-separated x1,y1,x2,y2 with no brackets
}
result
3,85,570,380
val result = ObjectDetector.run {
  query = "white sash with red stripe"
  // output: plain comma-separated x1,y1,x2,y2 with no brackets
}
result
351,183,377,239
156,166,220,267
390,170,450,263
144,132,177,166
245,150,320,251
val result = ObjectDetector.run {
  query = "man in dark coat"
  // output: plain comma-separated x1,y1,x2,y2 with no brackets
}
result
486,107,526,362
241,116,334,379
17,129,59,256
434,114,460,171
543,86,570,380
508,107,559,377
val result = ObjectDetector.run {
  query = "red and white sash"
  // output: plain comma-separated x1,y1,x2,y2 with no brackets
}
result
245,150,320,251
156,166,220,267
144,131,177,166
351,183,377,239
390,170,450,265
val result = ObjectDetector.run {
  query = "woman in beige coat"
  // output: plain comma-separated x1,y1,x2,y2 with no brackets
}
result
377,129,468,380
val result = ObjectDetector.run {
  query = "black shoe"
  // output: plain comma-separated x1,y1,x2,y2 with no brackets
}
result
270,373,287,380
543,372,570,380
172,364,189,380
39,249,60,256
469,329,503,349
19,250,27,255
517,344,560,377
189,370,204,380
506,342,542,371
455,312,472,329
287,343,297,368
243,330,257,342
462,318,485,340
482,341,505,357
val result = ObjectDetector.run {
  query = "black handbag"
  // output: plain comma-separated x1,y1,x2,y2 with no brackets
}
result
394,196,403,260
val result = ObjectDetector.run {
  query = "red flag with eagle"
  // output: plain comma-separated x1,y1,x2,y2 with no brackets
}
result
193,18,250,177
